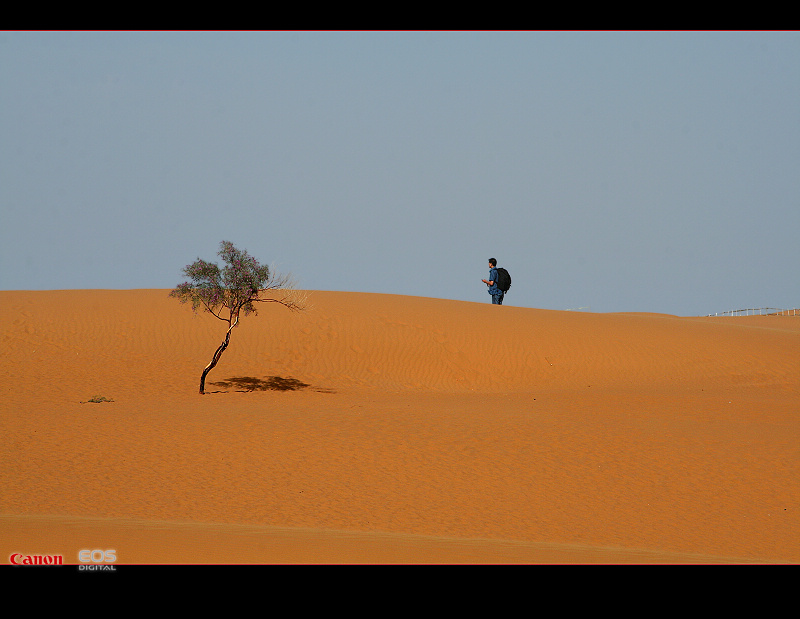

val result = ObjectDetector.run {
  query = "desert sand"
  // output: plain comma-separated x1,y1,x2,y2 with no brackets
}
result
1,289,798,564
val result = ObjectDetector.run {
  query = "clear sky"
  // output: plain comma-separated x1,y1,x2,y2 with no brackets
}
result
2,31,798,315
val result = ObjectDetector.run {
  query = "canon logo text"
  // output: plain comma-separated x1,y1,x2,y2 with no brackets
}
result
9,553,63,566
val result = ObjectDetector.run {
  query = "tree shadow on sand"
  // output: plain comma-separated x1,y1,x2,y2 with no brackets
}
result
209,375,331,393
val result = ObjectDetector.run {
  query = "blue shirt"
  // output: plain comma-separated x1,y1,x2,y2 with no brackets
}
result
488,267,501,295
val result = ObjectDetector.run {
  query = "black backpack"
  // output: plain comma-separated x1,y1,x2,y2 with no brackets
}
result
496,267,511,292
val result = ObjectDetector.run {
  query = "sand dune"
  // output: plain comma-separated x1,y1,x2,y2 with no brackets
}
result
1,290,798,564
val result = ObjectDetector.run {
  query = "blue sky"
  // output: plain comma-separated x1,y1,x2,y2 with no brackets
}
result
2,31,798,315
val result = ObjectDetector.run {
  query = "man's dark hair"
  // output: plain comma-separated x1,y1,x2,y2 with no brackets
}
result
488,258,497,267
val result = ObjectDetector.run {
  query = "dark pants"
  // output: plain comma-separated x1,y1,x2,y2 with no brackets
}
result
491,292,504,305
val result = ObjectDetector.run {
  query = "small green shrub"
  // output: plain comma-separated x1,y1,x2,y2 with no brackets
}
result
86,395,114,403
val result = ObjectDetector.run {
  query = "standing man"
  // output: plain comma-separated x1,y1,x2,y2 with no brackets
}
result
482,258,504,305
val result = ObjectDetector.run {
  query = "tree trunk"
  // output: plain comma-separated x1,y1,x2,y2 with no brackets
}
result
199,318,237,394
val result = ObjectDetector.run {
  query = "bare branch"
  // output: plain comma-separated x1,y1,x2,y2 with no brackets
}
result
200,298,231,322
252,268,309,312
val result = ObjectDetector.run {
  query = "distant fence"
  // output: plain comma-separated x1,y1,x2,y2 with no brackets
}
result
706,307,799,317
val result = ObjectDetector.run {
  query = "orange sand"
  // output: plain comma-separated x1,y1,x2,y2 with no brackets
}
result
1,290,798,564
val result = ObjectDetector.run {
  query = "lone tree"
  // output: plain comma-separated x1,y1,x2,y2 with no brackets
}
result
170,241,306,394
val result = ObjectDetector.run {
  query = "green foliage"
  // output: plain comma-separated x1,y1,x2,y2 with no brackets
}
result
170,241,272,322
